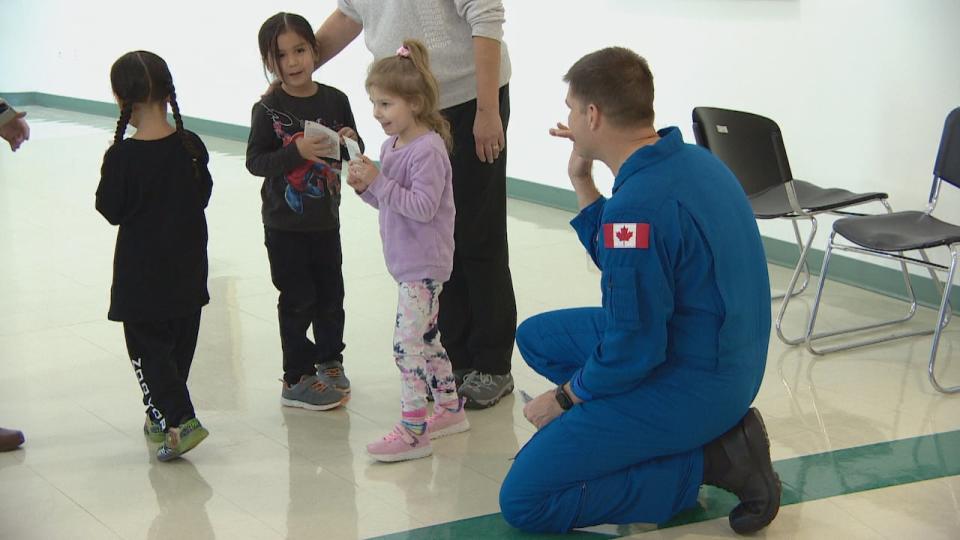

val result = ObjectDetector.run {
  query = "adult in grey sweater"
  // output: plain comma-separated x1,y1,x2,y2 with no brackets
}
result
315,0,517,409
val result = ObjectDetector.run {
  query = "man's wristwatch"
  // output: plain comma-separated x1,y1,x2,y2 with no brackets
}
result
555,385,574,410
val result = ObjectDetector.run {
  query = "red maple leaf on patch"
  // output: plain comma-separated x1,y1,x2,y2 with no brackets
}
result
616,226,634,243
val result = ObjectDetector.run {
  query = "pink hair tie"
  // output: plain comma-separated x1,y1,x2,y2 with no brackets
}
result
396,45,410,58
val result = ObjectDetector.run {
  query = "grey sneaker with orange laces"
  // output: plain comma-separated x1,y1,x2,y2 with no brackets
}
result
316,360,351,394
281,373,349,411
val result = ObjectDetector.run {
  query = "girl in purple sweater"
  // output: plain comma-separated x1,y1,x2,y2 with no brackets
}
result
347,39,469,462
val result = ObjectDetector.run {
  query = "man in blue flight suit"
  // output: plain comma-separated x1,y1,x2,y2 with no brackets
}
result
499,47,780,534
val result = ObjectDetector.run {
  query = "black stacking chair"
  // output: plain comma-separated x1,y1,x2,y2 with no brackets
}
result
691,107,901,345
806,107,960,393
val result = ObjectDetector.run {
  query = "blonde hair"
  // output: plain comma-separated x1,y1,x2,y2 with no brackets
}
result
365,39,453,152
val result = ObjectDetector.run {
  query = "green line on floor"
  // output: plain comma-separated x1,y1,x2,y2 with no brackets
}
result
372,428,960,539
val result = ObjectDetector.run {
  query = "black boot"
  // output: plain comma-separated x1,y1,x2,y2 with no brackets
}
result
703,408,781,534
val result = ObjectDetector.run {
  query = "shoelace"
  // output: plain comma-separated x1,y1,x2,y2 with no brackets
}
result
322,367,342,379
382,425,412,442
165,428,181,447
462,372,496,389
280,376,329,392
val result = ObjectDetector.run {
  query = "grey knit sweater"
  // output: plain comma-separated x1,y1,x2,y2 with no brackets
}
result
338,0,512,109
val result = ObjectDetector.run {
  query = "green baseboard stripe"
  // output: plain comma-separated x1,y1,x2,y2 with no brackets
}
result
7,91,957,315
372,429,960,539
5,91,249,141
507,176,579,213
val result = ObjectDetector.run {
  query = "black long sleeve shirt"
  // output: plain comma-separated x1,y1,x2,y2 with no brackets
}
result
246,83,363,231
95,130,213,322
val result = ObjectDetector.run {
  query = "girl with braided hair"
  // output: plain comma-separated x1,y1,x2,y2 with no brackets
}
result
96,50,213,462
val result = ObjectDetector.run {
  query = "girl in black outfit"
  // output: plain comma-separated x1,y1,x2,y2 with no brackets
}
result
96,51,213,462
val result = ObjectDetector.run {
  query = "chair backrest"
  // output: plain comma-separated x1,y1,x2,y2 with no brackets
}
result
692,107,794,197
934,107,960,189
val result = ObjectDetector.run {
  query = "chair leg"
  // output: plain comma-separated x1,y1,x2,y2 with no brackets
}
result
805,232,932,355
775,217,818,345
919,249,953,330
773,219,811,300
928,248,959,394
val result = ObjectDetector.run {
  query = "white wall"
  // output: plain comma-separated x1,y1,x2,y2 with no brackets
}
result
3,0,959,264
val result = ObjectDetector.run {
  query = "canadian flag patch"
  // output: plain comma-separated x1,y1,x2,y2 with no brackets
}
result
603,223,650,249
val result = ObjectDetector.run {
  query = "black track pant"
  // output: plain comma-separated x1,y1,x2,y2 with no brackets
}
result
124,310,201,431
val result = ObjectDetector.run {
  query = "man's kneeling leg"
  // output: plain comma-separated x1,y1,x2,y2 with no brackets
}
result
703,407,781,534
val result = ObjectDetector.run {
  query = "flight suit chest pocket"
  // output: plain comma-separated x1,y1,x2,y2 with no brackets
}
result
603,267,642,329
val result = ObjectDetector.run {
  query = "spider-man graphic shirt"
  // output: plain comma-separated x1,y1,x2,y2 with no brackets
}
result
246,83,364,231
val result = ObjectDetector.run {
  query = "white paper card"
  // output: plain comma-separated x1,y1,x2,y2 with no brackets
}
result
343,136,362,161
303,120,341,160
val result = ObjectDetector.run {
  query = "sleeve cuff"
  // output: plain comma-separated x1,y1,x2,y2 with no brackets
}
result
471,23,504,41
336,1,362,23
570,371,593,402
570,195,605,230
366,173,386,197
359,188,377,205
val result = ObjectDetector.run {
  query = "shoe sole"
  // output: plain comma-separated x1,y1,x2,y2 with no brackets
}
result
428,418,471,440
281,393,350,411
367,445,433,463
730,408,781,534
157,427,209,463
462,383,514,410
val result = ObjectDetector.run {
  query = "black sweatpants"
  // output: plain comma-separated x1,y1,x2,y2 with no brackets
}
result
264,227,346,384
123,310,202,431
438,84,517,375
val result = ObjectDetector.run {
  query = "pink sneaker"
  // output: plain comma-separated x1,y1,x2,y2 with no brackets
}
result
426,399,470,440
367,424,433,462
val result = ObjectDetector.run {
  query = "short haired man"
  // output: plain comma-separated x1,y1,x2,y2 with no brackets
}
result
498,47,780,534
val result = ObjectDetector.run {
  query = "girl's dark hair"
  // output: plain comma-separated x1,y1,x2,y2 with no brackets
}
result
258,12,319,82
366,39,452,152
110,50,202,176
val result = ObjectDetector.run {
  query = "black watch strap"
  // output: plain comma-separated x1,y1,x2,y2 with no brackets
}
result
555,385,574,410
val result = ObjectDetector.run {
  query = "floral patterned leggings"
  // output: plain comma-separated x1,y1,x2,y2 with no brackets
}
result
394,279,459,417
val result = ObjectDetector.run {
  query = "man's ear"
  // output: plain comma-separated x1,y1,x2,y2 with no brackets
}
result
587,103,601,131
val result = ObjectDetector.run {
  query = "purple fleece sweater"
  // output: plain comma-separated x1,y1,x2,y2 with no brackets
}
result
360,131,455,283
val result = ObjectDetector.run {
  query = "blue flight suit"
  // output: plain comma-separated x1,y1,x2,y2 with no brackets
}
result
499,127,771,532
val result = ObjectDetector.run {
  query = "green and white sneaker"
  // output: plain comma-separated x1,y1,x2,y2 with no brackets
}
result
143,417,165,444
157,418,209,462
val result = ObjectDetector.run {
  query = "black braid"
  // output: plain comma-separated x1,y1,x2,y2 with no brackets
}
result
168,87,202,180
114,102,133,145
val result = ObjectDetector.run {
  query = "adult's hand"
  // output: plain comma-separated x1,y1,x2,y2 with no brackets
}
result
523,388,565,429
1,112,30,152
550,122,600,209
474,108,504,164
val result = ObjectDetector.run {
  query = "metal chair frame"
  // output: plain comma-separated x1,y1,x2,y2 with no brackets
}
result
692,107,910,346
805,171,959,394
